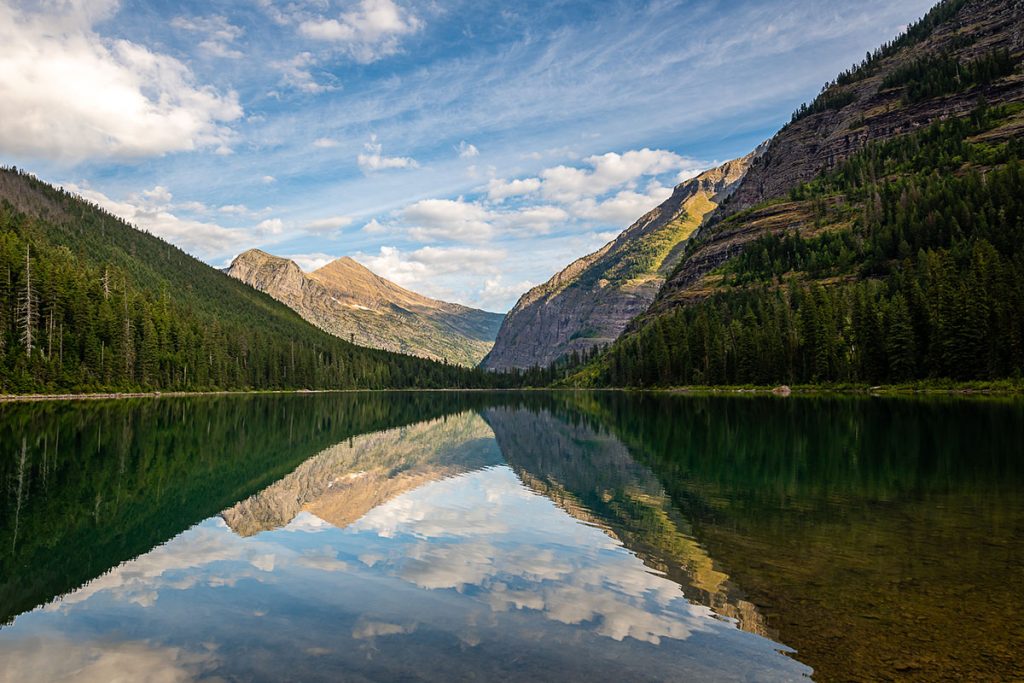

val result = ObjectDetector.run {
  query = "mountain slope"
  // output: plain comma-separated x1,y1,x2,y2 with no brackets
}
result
572,0,1024,387
0,168,484,393
228,250,502,367
221,411,499,536
482,154,756,371
653,0,1023,313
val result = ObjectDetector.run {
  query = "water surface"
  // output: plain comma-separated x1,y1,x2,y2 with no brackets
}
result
1,392,1021,681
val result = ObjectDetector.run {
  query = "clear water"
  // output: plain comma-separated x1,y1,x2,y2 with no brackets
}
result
1,392,1021,681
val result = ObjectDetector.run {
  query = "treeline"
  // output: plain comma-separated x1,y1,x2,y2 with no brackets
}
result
788,0,972,123
0,169,531,393
835,0,972,87
881,49,1017,103
590,105,1024,387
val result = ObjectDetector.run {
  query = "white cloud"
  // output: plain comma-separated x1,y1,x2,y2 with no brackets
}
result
257,218,284,235
298,0,422,64
305,215,353,234
570,182,675,225
63,183,261,258
351,619,415,640
498,205,567,234
171,15,244,59
458,141,479,159
0,2,242,162
313,137,340,148
0,637,215,683
540,148,699,203
272,52,337,94
486,177,541,202
400,197,569,242
479,276,534,311
403,198,492,242
218,204,249,215
357,245,505,296
362,218,388,234
288,253,340,272
357,134,419,172
261,175,277,184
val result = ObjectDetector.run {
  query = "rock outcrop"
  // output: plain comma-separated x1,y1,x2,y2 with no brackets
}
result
481,154,757,371
228,250,503,367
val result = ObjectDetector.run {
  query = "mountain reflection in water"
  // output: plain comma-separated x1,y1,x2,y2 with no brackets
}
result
1,392,1021,681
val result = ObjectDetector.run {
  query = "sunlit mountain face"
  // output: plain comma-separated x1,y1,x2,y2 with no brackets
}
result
1,392,1022,681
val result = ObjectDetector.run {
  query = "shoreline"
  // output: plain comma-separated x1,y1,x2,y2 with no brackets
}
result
2,383,1023,403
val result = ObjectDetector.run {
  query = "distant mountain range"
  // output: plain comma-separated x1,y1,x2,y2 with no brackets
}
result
228,249,503,367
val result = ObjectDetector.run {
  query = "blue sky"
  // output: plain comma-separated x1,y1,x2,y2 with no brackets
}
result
1,0,935,311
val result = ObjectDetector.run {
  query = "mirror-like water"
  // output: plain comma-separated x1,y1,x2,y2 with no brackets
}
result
1,392,1021,681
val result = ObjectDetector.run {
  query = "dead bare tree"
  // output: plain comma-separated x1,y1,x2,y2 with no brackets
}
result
18,245,36,358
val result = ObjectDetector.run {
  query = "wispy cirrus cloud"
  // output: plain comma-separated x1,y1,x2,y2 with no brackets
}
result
3,0,938,311
297,0,422,63
170,14,244,59
357,134,419,172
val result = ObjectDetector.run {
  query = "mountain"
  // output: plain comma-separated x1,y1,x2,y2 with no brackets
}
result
228,249,502,367
482,405,768,637
482,153,757,371
574,0,1024,387
221,411,500,536
0,168,485,393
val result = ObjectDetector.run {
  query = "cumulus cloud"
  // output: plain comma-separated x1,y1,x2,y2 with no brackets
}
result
539,148,700,203
257,218,284,235
362,218,388,234
63,183,263,259
313,137,340,148
358,245,505,288
400,198,567,243
403,198,492,242
480,276,535,310
500,205,568,234
298,0,422,63
358,134,418,172
288,253,340,272
570,182,675,225
486,177,541,203
458,141,479,159
350,244,514,304
0,2,242,162
171,15,244,58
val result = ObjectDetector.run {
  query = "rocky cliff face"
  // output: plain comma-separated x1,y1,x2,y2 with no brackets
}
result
651,0,1024,313
228,250,503,367
481,154,757,371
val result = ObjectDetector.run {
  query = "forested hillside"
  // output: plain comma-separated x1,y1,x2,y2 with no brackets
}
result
0,168,496,393
568,0,1024,387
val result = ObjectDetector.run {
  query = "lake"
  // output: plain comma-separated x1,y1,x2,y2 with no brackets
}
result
0,392,1022,681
